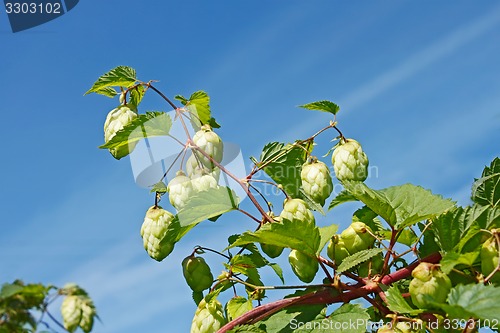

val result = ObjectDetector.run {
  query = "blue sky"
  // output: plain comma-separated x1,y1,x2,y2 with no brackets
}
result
1,1,500,332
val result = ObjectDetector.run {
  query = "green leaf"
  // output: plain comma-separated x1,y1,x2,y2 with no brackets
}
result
227,218,320,257
192,291,203,306
294,304,369,333
99,111,172,150
92,86,117,98
337,248,383,273
0,283,24,299
175,91,220,129
385,285,423,315
177,187,239,227
395,229,418,247
440,251,479,274
269,263,285,284
437,284,500,321
328,190,357,210
317,224,339,255
258,142,309,198
150,181,167,194
226,296,253,321
260,295,326,333
342,181,455,229
85,66,137,95
471,157,500,208
299,189,325,215
433,207,474,252
128,84,145,109
229,255,260,281
352,206,385,235
299,100,340,116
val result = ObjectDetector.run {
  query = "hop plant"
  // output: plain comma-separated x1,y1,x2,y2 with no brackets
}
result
327,235,350,265
186,154,221,180
60,284,96,333
167,170,194,210
288,250,319,283
481,230,500,283
140,206,175,261
358,253,384,277
260,212,284,258
409,262,451,309
191,297,227,333
279,198,315,224
331,138,369,182
340,222,375,254
192,124,224,169
103,105,138,159
182,256,214,292
301,157,333,206
191,170,219,192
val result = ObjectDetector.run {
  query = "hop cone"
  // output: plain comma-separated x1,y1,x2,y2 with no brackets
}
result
279,198,315,224
331,138,369,182
191,170,219,193
481,231,500,283
190,298,227,333
60,285,96,333
289,249,319,283
301,158,333,206
103,106,138,159
167,170,194,210
182,256,214,292
140,206,175,261
192,125,223,169
409,262,451,309
186,154,221,180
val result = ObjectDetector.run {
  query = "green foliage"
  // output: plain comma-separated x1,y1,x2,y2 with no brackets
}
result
85,66,137,96
85,66,500,333
175,90,220,128
177,187,239,227
342,181,455,229
336,248,383,273
0,281,96,333
472,157,500,207
256,142,310,198
99,111,172,150
298,100,340,115
228,218,321,257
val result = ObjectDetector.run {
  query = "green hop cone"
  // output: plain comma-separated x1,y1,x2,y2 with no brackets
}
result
167,170,194,210
331,138,369,182
301,158,333,206
61,295,96,333
288,249,319,283
340,222,375,254
191,169,219,193
186,154,221,180
190,297,227,333
261,243,284,258
182,256,214,292
481,231,500,283
192,124,224,169
103,105,138,160
327,235,350,265
409,262,451,309
140,206,175,261
279,198,315,224
260,212,284,258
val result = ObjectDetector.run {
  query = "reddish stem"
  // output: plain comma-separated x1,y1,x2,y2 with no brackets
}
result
217,252,442,332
